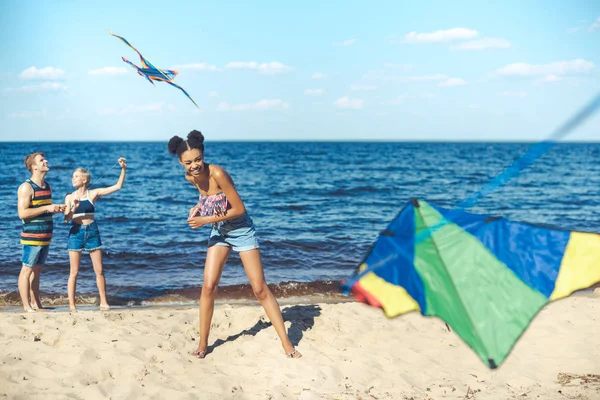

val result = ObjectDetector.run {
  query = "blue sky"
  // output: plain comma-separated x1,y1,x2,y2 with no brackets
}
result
1,0,599,141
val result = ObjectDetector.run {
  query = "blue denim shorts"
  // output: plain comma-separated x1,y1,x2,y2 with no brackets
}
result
22,245,50,267
68,222,103,252
208,214,260,252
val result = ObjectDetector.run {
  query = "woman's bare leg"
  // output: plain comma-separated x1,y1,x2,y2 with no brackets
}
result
90,250,109,310
68,251,81,311
240,249,302,358
193,245,230,358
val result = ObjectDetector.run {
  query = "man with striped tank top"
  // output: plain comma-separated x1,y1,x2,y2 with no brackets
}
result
17,152,66,312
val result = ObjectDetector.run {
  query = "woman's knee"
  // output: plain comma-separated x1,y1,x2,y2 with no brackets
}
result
93,267,104,277
252,283,270,301
202,283,219,297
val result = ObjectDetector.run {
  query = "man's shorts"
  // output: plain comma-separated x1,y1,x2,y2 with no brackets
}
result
22,245,50,267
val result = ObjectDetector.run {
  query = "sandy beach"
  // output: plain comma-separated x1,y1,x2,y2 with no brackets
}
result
1,294,598,400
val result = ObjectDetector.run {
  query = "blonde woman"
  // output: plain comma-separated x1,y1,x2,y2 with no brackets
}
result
63,158,127,311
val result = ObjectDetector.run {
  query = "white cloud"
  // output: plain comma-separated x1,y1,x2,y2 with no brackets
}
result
96,102,172,116
5,82,68,92
88,67,129,76
334,96,364,109
450,38,511,51
469,104,480,109
216,102,230,111
208,91,219,97
259,62,295,75
217,99,290,111
495,59,595,77
311,72,327,79
226,61,294,75
402,28,478,43
333,39,356,47
172,63,218,71
8,108,47,119
591,16,600,31
439,78,468,87
499,91,527,97
19,66,65,80
534,74,564,85
350,84,377,91
304,89,324,96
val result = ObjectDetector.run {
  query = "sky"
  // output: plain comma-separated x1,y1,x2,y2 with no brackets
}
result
0,0,599,142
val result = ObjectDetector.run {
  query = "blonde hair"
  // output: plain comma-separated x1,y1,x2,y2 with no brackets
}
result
24,152,44,173
74,168,91,187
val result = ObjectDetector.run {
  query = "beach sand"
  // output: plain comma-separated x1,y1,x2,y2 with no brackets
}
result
1,295,598,400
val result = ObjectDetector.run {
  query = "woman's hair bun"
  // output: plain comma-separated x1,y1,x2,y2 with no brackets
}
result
168,136,185,155
187,130,204,143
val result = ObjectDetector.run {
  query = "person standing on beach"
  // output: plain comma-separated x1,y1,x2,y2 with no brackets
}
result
17,152,66,312
63,157,127,312
168,130,302,359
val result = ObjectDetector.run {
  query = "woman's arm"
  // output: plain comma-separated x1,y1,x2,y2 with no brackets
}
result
63,193,80,223
187,166,246,229
91,158,127,199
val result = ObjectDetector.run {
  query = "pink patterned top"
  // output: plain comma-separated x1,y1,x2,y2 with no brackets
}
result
192,192,229,217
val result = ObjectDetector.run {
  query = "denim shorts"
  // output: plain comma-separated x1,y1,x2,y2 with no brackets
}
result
68,221,103,252
22,245,50,267
208,213,260,252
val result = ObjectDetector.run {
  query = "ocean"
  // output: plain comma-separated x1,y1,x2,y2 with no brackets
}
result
1,141,599,308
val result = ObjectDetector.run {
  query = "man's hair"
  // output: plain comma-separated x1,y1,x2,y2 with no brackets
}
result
24,152,44,173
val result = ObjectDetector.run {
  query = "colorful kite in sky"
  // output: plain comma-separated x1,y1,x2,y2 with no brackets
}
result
342,198,600,368
109,30,199,108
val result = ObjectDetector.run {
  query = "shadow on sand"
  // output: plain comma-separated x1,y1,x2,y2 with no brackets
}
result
205,304,322,356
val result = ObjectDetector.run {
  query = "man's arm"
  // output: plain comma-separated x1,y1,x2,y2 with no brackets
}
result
17,183,64,220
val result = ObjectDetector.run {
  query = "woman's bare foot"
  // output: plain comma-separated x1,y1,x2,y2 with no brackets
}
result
70,307,77,312
191,347,207,359
99,304,110,311
286,348,302,359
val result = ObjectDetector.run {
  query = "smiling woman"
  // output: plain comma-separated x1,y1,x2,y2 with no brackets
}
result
167,130,302,360
63,157,127,312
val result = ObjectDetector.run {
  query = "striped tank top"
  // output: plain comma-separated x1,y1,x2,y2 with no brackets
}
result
21,179,53,246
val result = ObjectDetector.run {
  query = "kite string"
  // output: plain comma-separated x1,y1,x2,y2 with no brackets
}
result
87,161,121,190
415,91,600,246
345,90,600,289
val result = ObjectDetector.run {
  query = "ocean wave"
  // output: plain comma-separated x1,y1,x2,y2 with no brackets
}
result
0,280,346,307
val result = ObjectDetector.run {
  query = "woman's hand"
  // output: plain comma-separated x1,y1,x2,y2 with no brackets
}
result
187,216,206,229
118,157,127,169
189,206,199,218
